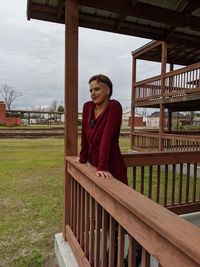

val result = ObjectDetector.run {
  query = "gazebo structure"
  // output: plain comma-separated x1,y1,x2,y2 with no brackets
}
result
27,1,200,266
131,40,200,152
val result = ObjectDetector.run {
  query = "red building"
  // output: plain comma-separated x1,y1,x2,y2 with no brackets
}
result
0,102,22,126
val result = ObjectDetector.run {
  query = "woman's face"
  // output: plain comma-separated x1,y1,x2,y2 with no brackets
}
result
89,80,110,105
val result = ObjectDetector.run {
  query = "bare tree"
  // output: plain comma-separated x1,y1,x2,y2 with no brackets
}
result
0,83,23,110
49,99,58,112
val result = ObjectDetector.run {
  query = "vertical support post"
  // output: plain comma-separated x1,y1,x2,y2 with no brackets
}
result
131,56,137,150
168,111,172,132
63,0,79,239
159,42,167,151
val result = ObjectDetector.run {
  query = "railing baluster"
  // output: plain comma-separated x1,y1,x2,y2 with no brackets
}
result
179,164,183,204
164,165,168,207
140,166,144,194
141,248,150,267
109,216,115,267
186,163,190,203
192,163,197,202
73,180,77,234
84,191,89,258
133,166,136,190
156,165,160,203
89,196,94,265
94,202,100,267
171,164,176,206
70,177,74,228
117,225,125,267
101,209,108,267
80,186,85,248
148,165,152,199
76,183,81,241
128,235,137,267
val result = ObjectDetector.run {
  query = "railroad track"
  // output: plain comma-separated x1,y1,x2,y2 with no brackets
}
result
0,128,131,138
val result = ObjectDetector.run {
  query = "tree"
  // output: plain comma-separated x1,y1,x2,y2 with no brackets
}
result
49,99,58,112
57,105,64,112
0,83,23,110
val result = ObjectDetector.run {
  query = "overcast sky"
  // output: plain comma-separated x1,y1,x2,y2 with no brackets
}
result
0,0,162,111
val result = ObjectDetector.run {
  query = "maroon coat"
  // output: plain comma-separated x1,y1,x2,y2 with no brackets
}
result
79,99,127,185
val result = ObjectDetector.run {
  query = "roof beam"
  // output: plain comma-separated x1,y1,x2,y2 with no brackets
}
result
57,0,65,20
79,0,200,31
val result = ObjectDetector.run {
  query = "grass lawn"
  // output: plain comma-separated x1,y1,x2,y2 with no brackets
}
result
0,137,131,267
0,139,64,267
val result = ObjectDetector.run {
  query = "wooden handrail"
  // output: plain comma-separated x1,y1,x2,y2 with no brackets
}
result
123,151,200,166
132,131,200,141
133,62,200,88
66,156,200,267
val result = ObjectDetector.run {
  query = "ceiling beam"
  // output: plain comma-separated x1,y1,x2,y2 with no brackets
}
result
79,0,200,31
183,0,200,17
57,0,65,20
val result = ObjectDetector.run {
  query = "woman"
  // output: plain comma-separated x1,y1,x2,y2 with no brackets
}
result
79,74,127,185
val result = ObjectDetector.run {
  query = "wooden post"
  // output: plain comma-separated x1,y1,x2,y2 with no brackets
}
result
168,111,172,132
131,56,136,150
63,0,79,239
159,42,167,151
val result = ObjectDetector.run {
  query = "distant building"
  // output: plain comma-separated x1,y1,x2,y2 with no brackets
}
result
146,111,191,127
0,102,22,126
122,108,144,127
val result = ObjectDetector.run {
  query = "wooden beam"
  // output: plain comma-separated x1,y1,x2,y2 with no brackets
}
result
57,0,65,20
64,0,78,156
79,0,200,31
63,0,78,239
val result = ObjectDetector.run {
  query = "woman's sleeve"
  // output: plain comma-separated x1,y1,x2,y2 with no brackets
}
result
79,104,89,163
97,102,122,171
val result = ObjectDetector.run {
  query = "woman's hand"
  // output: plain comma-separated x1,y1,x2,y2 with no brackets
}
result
75,157,80,163
96,171,113,179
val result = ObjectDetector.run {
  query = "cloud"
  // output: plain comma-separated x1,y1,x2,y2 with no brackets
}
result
0,0,155,111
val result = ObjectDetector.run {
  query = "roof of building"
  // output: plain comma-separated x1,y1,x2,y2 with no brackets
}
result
147,111,190,118
27,0,200,66
132,40,200,66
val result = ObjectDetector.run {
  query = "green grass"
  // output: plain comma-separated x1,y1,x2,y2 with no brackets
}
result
0,137,130,267
0,139,64,267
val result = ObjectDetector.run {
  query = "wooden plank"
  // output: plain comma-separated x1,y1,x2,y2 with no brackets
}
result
192,163,197,202
63,0,78,240
65,225,91,267
123,151,200,166
101,209,108,267
148,165,152,199
80,186,85,248
94,202,100,267
141,248,150,267
64,0,78,156
89,196,94,265
108,216,115,267
84,191,89,258
168,202,200,215
117,225,124,267
128,236,137,267
156,165,160,203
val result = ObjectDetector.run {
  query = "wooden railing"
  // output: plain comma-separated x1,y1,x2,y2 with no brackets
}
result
124,151,200,214
65,154,200,267
132,131,200,152
133,62,200,102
